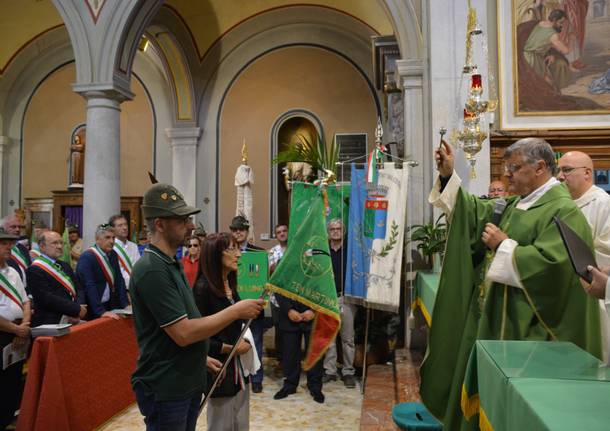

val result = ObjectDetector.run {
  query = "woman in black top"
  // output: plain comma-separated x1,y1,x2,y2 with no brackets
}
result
194,232,252,431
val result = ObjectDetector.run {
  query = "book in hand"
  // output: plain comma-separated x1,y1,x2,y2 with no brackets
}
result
31,323,72,338
554,216,597,283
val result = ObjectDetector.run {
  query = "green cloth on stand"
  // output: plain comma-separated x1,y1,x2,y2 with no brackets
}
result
463,341,610,431
419,184,601,431
413,271,440,325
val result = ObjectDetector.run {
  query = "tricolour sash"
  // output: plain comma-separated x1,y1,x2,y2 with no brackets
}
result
88,245,115,290
10,246,28,271
32,256,76,299
0,271,24,310
113,241,133,275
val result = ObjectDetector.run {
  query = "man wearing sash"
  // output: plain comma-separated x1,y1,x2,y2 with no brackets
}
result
76,224,128,320
109,214,140,288
27,231,86,326
0,227,31,429
2,215,31,285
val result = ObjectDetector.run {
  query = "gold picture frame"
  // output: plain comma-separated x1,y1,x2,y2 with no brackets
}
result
497,0,610,130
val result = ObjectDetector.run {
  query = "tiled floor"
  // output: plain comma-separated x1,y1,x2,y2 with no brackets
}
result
99,334,363,430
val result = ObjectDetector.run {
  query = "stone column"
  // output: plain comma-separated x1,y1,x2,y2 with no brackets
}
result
0,136,10,216
166,127,201,207
397,58,431,228
80,90,125,246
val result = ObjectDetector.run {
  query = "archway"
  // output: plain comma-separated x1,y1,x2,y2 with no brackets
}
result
270,111,323,232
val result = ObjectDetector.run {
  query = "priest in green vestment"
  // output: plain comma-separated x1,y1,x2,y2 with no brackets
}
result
419,138,601,430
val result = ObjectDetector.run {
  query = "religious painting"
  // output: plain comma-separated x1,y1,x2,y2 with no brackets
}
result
498,0,610,130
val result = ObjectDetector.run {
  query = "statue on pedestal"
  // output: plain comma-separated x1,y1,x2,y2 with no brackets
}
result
69,131,85,188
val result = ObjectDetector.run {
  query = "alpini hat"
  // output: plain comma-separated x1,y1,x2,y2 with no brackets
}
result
142,183,201,219
229,215,250,230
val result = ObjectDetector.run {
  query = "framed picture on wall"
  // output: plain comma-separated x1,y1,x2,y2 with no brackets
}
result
497,0,610,130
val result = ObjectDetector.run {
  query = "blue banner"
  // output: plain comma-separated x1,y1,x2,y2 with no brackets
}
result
344,164,372,302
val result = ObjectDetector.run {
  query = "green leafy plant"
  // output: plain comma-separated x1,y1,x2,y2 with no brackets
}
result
272,133,339,179
407,214,447,263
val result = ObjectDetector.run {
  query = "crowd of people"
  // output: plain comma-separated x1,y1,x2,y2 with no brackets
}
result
0,182,357,430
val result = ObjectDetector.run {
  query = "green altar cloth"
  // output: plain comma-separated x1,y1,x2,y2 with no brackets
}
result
463,340,610,431
412,271,439,325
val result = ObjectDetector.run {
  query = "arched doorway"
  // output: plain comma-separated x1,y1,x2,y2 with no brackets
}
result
270,110,324,234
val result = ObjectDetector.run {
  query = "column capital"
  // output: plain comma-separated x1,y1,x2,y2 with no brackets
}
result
73,84,134,103
396,58,424,90
166,127,202,147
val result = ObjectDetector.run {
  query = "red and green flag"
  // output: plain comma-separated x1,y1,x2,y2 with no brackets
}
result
267,190,341,370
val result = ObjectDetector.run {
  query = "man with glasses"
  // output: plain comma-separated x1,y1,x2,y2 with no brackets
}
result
76,224,128,320
229,215,266,393
130,183,263,431
487,180,507,198
182,236,201,288
27,231,86,325
420,138,600,430
558,151,610,361
558,151,610,266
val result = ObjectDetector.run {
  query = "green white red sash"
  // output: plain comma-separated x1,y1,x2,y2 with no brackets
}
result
89,245,115,290
10,246,28,272
0,270,24,310
30,249,41,258
32,255,76,299
113,241,133,275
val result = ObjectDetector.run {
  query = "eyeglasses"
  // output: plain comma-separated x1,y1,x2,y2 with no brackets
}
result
557,166,588,176
504,163,524,174
187,244,199,248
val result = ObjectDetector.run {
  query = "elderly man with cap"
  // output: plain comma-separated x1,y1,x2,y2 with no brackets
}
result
2,215,31,285
130,183,263,431
0,227,31,429
229,215,266,393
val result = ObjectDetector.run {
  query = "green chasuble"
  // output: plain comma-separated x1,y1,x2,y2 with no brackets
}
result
419,183,601,431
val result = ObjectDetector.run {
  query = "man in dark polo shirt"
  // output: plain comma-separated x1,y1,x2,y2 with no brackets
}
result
130,183,263,431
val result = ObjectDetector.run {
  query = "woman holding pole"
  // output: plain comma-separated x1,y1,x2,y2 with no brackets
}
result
194,232,254,430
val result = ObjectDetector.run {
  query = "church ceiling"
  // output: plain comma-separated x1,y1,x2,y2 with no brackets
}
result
155,0,393,60
0,0,394,75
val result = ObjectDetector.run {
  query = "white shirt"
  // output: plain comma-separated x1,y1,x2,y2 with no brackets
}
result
429,172,560,288
114,238,140,288
0,264,29,322
574,185,610,268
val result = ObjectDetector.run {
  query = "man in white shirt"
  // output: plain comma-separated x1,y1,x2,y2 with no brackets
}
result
109,214,140,289
558,151,610,360
0,227,31,429
558,151,610,265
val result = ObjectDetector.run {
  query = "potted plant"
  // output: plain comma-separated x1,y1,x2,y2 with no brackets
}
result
408,214,447,272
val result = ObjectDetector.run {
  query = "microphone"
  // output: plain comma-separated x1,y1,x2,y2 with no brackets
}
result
491,198,507,226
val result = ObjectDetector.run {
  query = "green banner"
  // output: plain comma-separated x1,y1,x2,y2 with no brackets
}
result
268,191,340,369
237,251,269,300
288,182,350,243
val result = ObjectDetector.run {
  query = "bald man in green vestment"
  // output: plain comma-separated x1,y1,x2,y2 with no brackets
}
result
419,138,601,430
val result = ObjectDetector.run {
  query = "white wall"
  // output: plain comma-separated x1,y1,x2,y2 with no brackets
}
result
428,0,493,196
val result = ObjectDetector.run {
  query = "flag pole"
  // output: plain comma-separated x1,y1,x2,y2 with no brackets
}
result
361,306,371,395
199,289,268,415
